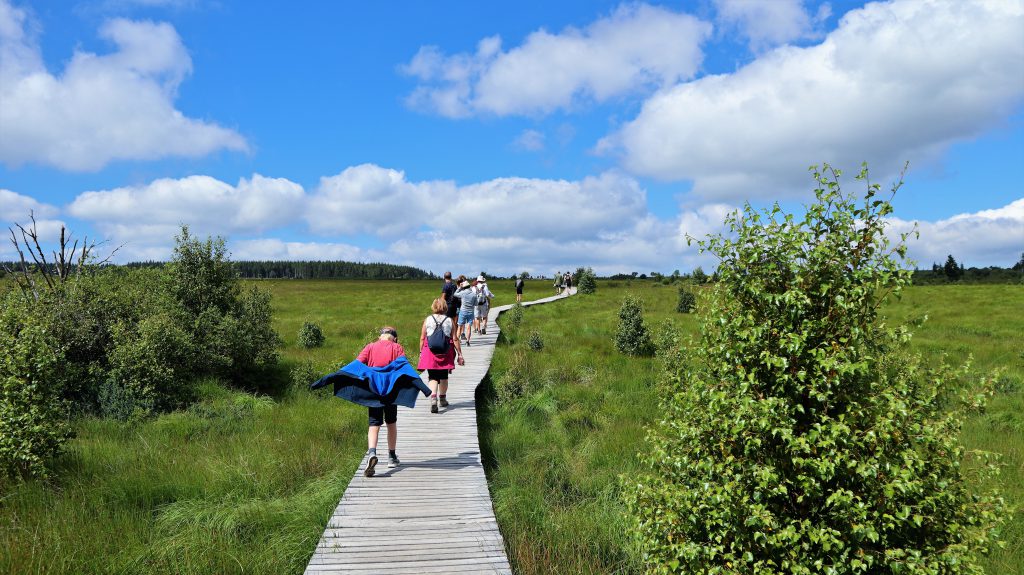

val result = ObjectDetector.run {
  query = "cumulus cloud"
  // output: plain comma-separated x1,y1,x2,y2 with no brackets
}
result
0,188,68,260
890,198,1024,269
401,3,711,117
230,239,380,262
0,0,247,171
306,164,452,237
714,0,829,52
67,174,304,259
1,188,60,221
603,0,1024,200
512,129,545,152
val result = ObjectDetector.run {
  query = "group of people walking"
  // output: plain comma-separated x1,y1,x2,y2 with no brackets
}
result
554,270,574,294
311,271,550,478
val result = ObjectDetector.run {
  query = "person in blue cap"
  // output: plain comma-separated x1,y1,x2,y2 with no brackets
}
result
310,326,431,477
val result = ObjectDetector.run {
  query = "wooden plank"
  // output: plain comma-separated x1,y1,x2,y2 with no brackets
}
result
303,291,570,574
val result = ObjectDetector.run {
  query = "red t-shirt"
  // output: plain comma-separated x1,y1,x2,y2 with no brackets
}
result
357,339,406,368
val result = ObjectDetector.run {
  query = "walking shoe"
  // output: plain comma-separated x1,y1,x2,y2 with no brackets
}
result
388,454,400,468
439,396,449,408
460,333,466,341
431,401,438,414
363,455,378,477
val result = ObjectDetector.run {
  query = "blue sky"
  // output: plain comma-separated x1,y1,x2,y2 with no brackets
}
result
1,0,1022,276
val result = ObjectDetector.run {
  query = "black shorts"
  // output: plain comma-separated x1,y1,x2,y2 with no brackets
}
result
515,287,523,294
426,369,450,381
368,405,397,426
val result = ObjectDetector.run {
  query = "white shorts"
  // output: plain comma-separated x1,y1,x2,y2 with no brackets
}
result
474,304,488,319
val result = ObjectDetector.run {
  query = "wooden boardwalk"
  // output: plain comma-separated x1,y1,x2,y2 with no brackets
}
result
304,289,572,575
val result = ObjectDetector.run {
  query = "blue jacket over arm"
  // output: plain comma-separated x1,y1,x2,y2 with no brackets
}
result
310,356,431,408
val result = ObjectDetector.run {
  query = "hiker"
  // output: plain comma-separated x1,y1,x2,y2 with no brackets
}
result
554,271,562,294
474,275,494,334
454,275,478,346
564,271,573,295
309,327,431,477
515,275,524,303
418,297,464,413
441,271,459,326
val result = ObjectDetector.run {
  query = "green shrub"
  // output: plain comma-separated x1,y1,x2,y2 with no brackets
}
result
624,164,1005,574
495,349,542,404
297,321,325,348
576,266,598,295
527,331,545,351
509,302,525,332
614,294,653,357
167,228,280,383
0,293,73,479
290,360,321,394
675,285,696,313
691,266,708,284
104,312,195,417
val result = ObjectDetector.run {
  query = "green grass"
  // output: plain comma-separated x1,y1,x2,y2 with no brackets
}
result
482,282,1024,574
1,279,1020,574
0,279,465,575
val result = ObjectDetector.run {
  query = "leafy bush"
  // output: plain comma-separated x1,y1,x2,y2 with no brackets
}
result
675,285,695,313
290,360,322,394
614,294,653,357
298,321,325,348
0,293,73,479
576,266,598,295
104,311,195,417
166,228,280,383
691,266,708,284
508,302,524,332
527,331,545,351
624,164,1004,574
495,349,542,404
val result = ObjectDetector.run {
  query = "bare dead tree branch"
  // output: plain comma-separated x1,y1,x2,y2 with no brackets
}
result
6,211,122,302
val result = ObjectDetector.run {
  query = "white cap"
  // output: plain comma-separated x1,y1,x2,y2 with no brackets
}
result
476,275,485,282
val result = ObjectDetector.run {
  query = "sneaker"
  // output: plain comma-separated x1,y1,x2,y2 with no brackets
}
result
439,397,449,408
430,401,438,414
481,328,487,335
460,333,466,341
388,454,400,468
466,341,471,346
364,455,378,477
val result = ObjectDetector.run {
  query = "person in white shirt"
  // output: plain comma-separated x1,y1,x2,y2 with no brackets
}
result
473,275,494,335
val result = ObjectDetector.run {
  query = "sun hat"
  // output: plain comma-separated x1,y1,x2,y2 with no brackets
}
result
476,275,485,282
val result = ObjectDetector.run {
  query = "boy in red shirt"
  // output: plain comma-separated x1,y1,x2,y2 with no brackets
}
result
356,326,405,476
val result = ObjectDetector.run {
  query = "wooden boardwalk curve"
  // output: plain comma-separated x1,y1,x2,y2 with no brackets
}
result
304,289,572,575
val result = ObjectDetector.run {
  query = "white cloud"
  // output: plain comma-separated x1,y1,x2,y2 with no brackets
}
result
67,174,304,259
714,0,828,52
230,239,380,262
1,188,60,221
513,129,545,152
0,189,68,261
603,0,1024,200
0,0,247,171
306,164,452,237
402,3,712,117
890,198,1024,269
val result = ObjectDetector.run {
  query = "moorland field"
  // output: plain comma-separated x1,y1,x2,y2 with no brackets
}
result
0,279,1021,574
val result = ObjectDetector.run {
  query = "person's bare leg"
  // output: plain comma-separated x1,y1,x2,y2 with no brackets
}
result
386,422,397,451
439,378,449,407
368,425,380,450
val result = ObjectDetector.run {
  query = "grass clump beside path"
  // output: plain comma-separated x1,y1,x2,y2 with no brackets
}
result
484,281,1023,574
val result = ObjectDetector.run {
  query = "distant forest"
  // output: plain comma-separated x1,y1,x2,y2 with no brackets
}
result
1,260,435,280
